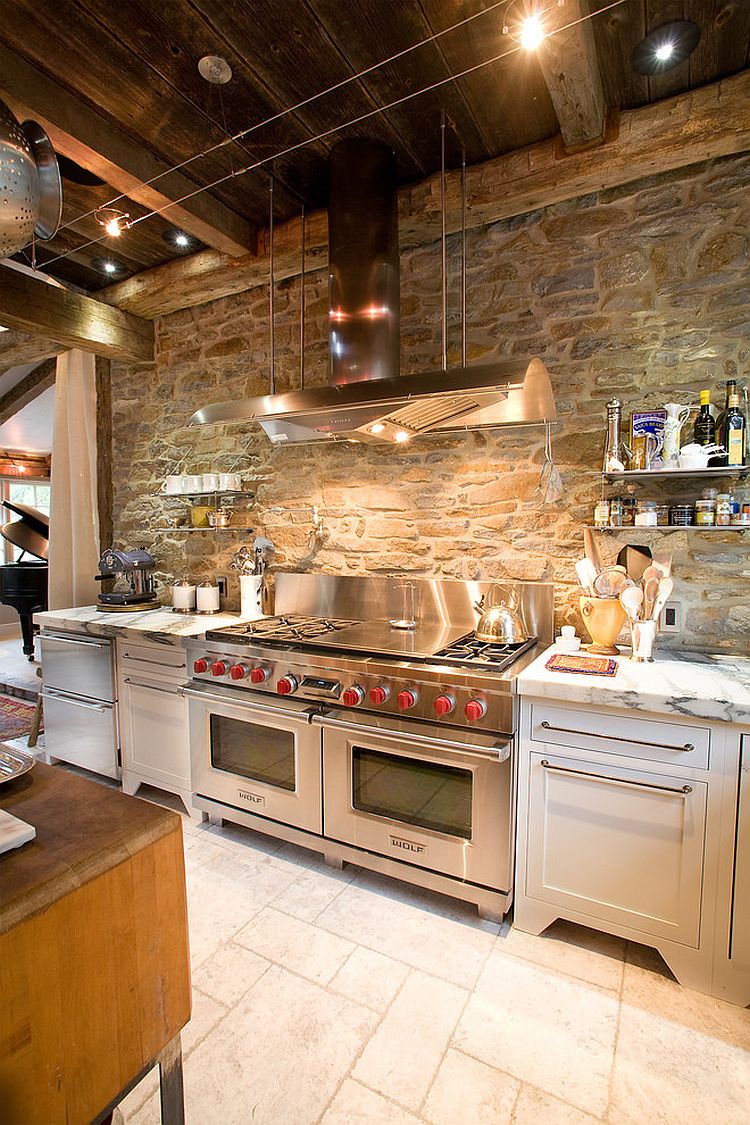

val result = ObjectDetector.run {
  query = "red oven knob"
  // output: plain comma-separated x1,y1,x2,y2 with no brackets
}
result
211,660,229,677
250,666,270,684
342,685,365,707
465,699,487,722
397,690,417,710
230,663,249,681
434,694,455,717
277,675,299,696
369,686,389,705
193,658,208,674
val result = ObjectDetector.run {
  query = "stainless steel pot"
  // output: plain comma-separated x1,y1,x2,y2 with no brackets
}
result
474,586,528,644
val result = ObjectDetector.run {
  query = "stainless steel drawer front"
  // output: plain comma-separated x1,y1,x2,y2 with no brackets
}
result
41,690,119,780
41,633,115,702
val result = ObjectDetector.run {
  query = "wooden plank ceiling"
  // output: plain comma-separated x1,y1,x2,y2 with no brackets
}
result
0,0,748,295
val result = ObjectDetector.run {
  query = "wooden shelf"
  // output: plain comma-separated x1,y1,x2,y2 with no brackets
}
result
159,490,255,500
586,525,749,533
154,526,255,533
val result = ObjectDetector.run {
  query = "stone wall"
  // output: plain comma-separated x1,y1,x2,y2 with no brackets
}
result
111,153,750,653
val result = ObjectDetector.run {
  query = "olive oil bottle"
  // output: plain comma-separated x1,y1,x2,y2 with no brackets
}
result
693,389,716,451
725,393,747,467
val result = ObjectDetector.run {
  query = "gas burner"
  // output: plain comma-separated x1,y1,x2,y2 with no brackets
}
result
432,634,536,671
205,614,360,645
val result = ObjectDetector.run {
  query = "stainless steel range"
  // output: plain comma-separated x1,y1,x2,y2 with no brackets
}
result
187,574,554,920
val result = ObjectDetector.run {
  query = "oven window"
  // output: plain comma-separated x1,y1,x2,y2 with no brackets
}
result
210,715,296,791
352,747,472,839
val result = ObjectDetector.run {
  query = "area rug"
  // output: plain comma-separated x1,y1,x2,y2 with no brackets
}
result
0,693,42,740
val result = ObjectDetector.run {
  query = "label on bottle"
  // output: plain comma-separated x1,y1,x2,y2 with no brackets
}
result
728,428,744,466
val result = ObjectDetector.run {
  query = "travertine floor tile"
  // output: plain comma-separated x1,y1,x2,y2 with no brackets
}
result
422,1048,519,1124
455,950,618,1116
329,945,410,1013
498,918,625,993
622,956,750,1045
513,1085,604,1124
321,1079,423,1124
235,905,356,984
169,965,376,1125
353,970,468,1111
272,862,356,922
181,986,228,1057
316,876,496,988
191,941,270,1007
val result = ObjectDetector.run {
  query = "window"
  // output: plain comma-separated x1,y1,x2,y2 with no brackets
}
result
1,478,51,563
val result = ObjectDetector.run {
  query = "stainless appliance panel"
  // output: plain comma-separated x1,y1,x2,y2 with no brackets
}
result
40,632,115,702
188,688,323,834
41,688,119,779
322,714,513,892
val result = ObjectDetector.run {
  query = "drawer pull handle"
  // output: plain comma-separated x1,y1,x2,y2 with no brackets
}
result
123,677,184,696
540,759,692,796
539,720,695,753
122,652,185,669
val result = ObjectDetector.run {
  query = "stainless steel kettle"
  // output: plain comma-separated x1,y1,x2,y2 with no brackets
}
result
474,585,529,644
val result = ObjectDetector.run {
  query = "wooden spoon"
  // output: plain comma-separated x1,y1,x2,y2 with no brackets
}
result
620,586,643,622
650,576,674,623
642,575,661,620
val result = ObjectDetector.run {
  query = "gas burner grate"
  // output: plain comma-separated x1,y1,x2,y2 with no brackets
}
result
432,635,536,671
206,614,360,644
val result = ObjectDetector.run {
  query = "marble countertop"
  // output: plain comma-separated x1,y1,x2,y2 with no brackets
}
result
33,605,261,646
517,645,750,725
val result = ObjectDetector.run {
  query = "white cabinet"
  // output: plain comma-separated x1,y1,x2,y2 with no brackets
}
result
730,735,750,967
116,640,193,816
525,750,707,947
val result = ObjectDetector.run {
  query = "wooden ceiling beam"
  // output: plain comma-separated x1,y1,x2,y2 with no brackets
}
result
0,266,154,361
0,357,57,426
537,0,607,150
0,44,257,259
100,70,750,319
0,330,67,375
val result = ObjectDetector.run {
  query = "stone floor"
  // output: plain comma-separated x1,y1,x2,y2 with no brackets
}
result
0,632,40,699
115,801,750,1125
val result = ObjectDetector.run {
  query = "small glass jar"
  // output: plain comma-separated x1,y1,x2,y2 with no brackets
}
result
609,497,624,527
694,499,716,526
670,503,694,526
621,496,637,526
635,499,658,527
594,500,610,528
716,493,732,526
655,503,671,526
742,501,750,525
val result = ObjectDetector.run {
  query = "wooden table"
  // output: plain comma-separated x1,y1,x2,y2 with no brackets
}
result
0,762,191,1124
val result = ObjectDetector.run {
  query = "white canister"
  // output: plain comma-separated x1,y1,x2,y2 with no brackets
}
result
161,475,183,494
181,474,203,493
196,581,221,613
202,472,220,492
218,472,242,491
240,574,264,619
172,580,196,612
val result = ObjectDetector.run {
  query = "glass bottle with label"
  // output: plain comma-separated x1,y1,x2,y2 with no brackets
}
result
714,380,736,467
693,389,716,447
725,393,747,467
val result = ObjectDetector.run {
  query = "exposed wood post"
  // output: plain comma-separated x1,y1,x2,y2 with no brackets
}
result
95,356,113,553
0,266,154,361
0,357,56,425
538,0,607,150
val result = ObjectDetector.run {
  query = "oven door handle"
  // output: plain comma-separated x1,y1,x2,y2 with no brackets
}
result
182,684,319,722
314,712,510,761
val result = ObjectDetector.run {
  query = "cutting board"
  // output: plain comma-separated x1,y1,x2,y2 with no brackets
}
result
0,809,35,854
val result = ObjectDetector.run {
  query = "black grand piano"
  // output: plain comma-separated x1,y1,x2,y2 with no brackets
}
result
0,500,49,661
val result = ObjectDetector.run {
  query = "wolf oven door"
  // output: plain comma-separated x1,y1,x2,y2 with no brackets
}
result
187,686,322,833
320,711,513,892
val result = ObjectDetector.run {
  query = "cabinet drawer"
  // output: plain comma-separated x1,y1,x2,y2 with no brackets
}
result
526,751,707,946
530,702,710,769
120,676,189,789
118,641,187,680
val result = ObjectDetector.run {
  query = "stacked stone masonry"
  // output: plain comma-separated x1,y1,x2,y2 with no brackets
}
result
111,153,750,653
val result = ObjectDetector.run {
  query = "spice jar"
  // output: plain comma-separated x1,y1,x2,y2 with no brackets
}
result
594,500,610,528
635,500,658,527
669,503,694,526
694,499,716,526
716,493,732,526
621,497,637,526
655,503,670,526
609,497,624,527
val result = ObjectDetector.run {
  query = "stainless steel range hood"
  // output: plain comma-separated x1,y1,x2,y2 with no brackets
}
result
191,139,556,444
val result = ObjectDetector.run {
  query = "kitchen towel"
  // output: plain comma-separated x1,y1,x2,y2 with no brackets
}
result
545,653,618,676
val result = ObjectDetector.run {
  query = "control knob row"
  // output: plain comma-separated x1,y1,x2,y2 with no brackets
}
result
342,684,487,722
193,658,271,683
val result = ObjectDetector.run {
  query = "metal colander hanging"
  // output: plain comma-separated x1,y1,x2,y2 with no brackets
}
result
0,97,62,256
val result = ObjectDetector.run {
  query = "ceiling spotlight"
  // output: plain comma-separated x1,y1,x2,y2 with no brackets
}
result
519,13,545,51
369,423,385,434
95,207,131,238
198,55,232,84
162,228,198,252
394,430,410,444
631,20,700,75
91,257,125,276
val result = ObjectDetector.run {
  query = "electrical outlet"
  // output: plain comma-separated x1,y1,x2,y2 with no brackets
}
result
660,600,682,633
217,575,228,598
